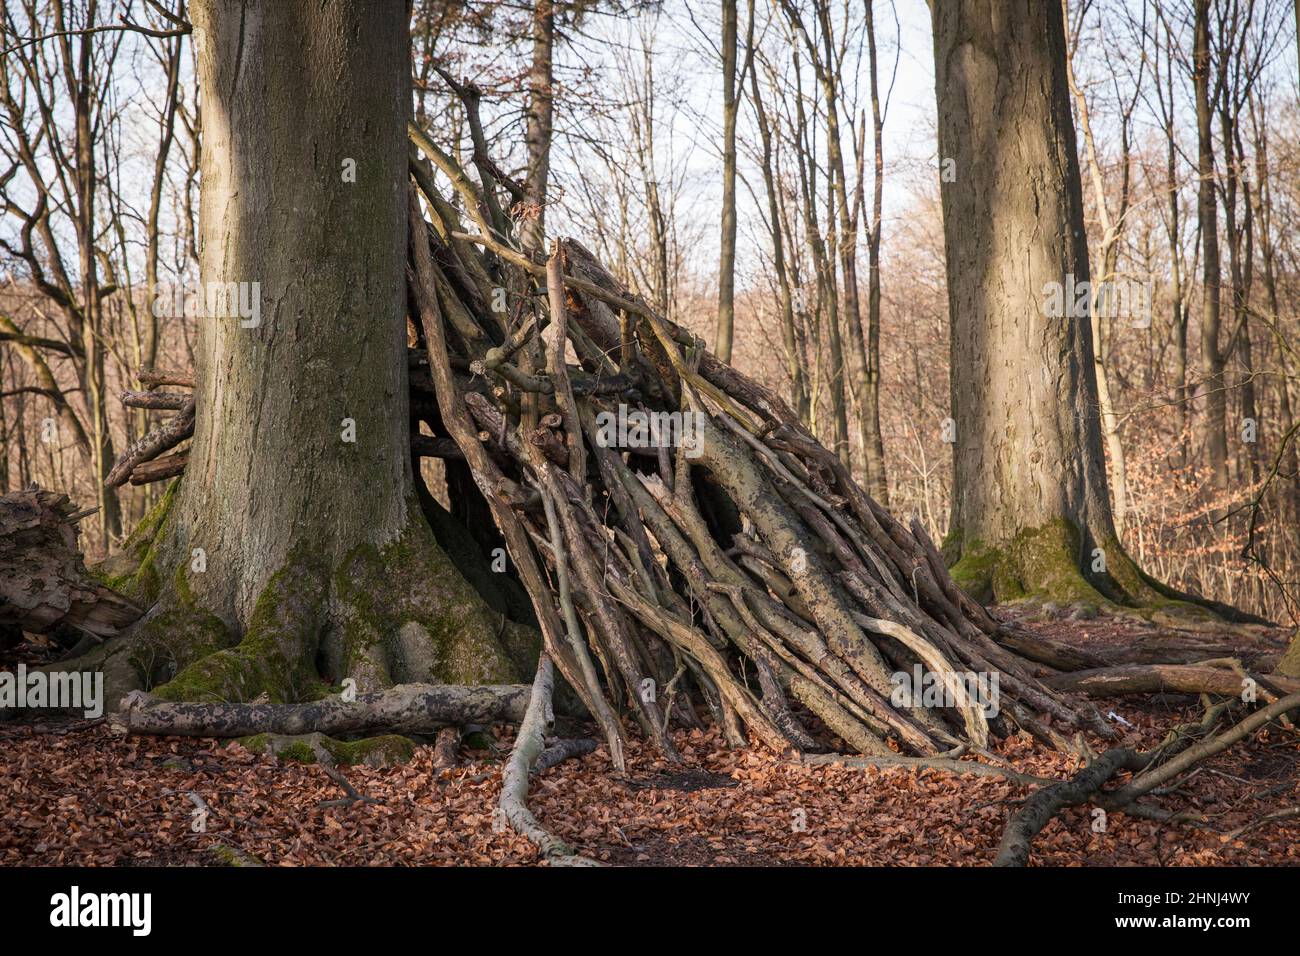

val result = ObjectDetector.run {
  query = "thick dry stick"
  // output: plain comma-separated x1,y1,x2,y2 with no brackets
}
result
538,459,679,758
499,654,602,866
407,184,626,768
537,478,628,771
410,436,466,460
534,737,599,773
1045,664,1300,699
1111,691,1300,803
993,747,1149,867
136,369,193,389
124,683,532,738
544,241,586,488
106,397,195,487
129,452,188,485
120,390,190,411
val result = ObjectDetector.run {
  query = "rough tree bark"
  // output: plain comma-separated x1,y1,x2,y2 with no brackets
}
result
37,0,539,722
0,489,139,641
930,0,1245,621
715,0,739,364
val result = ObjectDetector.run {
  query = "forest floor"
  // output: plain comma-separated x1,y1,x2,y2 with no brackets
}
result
2,611,1298,867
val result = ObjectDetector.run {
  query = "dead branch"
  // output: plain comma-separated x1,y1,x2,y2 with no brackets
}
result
122,683,532,738
106,397,195,487
498,654,601,865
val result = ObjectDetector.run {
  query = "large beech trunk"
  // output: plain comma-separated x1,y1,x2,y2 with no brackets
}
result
931,0,1164,609
179,0,412,626
23,2,540,716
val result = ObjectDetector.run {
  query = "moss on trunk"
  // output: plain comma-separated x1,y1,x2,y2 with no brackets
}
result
80,503,540,719
1277,633,1300,679
948,518,1214,622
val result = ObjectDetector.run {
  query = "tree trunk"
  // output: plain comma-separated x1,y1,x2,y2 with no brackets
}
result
62,0,538,712
522,0,555,258
715,0,739,364
1195,0,1229,499
862,0,889,505
180,0,412,624
931,0,1144,607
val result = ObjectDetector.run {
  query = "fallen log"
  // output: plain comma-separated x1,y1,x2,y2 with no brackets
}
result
1044,663,1300,698
0,489,141,639
122,682,531,737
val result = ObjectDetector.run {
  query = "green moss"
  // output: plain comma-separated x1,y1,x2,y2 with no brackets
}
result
947,520,1222,622
949,540,1000,604
128,564,235,689
208,844,263,867
91,480,181,607
123,496,539,707
948,520,1105,606
277,740,319,763
323,734,416,767
331,509,534,687
238,733,272,753
1277,632,1300,679
237,731,417,767
153,555,328,704
1004,520,1104,604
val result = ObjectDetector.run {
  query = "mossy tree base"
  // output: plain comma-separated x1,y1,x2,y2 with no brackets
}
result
69,481,543,754
1277,633,1300,679
946,519,1222,624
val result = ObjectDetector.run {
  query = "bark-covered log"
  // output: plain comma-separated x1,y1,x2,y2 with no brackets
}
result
105,398,194,487
120,390,190,411
1045,663,1300,698
129,452,189,485
123,683,532,737
0,489,141,638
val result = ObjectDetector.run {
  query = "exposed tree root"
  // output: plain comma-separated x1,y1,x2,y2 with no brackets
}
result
993,747,1149,866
